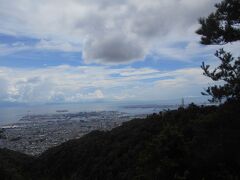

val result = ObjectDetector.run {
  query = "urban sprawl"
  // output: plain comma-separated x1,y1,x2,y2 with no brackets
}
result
0,111,146,155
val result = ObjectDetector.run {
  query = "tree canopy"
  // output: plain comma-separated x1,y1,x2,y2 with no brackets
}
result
197,0,240,103
196,0,240,45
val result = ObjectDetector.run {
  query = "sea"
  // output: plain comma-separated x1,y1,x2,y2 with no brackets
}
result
0,102,175,126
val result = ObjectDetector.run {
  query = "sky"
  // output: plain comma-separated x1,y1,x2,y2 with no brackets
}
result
0,0,239,105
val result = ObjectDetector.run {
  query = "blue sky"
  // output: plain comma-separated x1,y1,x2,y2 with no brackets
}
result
0,36,199,69
0,0,238,105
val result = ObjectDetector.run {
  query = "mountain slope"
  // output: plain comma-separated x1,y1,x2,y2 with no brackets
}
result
0,148,33,180
1,101,240,180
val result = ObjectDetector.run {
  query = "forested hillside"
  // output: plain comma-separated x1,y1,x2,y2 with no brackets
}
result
1,100,240,180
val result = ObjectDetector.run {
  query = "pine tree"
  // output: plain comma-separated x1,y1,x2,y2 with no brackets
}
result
196,0,240,45
196,0,240,103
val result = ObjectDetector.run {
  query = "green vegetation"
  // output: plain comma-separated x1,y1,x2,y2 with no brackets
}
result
197,0,240,103
196,0,240,45
0,101,240,180
0,0,239,179
201,49,240,103
0,148,33,180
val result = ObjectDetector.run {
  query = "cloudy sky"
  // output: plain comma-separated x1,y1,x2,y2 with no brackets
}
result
0,0,239,104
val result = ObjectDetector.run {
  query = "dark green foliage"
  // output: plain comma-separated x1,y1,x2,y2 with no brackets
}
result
33,118,165,180
135,101,240,180
0,101,240,180
0,148,33,180
197,0,240,103
196,0,240,45
201,49,240,102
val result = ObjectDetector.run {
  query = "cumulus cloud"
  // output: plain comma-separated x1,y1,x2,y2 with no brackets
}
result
0,65,212,103
0,0,222,64
83,34,146,63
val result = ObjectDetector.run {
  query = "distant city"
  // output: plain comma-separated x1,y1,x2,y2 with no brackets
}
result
0,110,148,155
0,101,214,155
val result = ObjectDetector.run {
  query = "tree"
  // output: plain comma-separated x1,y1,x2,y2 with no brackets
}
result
196,0,240,45
201,49,240,102
196,0,240,103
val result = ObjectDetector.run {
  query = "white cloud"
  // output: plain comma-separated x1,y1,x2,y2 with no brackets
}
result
0,65,212,103
0,0,230,104
0,39,81,57
0,0,223,64
35,39,81,52
0,43,30,56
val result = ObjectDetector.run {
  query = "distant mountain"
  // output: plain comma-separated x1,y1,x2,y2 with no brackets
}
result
0,100,240,180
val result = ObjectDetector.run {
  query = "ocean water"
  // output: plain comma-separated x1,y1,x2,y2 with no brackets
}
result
0,103,167,126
